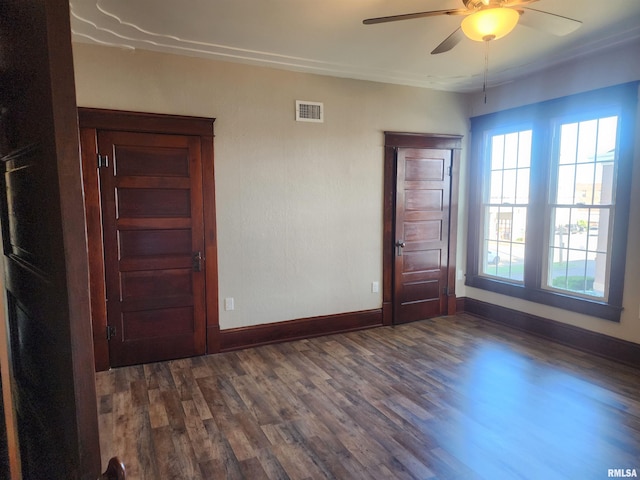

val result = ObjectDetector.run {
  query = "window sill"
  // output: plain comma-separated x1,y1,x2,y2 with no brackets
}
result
465,275,622,322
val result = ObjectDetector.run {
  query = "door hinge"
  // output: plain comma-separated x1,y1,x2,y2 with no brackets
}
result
447,166,452,176
443,286,451,296
97,154,109,168
106,325,116,341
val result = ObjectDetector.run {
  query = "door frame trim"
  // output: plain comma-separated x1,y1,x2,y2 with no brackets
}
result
383,132,463,326
78,108,219,371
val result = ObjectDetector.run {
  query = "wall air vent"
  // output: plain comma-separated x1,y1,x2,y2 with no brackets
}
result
295,100,324,123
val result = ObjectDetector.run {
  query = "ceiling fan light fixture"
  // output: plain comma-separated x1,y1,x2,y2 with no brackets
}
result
461,7,519,42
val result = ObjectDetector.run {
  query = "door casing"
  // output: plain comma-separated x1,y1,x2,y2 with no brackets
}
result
383,132,462,325
79,108,219,371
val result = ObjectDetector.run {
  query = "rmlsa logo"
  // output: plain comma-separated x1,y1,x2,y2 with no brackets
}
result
608,469,638,478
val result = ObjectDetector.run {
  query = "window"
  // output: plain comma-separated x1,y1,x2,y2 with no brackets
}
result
482,129,531,282
547,116,617,299
466,83,638,321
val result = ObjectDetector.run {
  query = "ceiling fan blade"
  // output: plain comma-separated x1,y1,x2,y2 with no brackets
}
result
431,28,465,55
518,8,582,36
363,9,468,25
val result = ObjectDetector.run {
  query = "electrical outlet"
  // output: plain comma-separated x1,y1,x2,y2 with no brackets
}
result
224,297,234,311
371,281,379,293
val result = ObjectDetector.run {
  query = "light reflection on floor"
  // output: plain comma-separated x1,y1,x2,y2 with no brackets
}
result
433,342,637,479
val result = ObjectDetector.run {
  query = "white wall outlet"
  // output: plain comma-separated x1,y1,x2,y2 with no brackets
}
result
371,281,379,293
224,297,235,311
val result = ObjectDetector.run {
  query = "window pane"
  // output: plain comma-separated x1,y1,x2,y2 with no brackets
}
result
575,163,594,203
559,123,578,165
490,171,503,203
550,207,571,248
491,134,504,170
482,206,527,282
596,116,618,159
556,165,576,203
577,120,597,163
518,130,532,168
515,169,530,204
548,208,596,295
594,162,615,206
485,206,499,241
502,169,517,203
587,208,610,254
504,133,519,169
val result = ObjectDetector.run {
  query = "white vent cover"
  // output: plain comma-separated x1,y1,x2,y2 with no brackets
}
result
296,100,323,123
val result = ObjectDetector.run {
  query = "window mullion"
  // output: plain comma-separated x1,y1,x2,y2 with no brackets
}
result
523,120,549,288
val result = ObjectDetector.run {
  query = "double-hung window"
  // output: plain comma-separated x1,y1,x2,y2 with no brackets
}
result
466,83,637,321
482,128,531,282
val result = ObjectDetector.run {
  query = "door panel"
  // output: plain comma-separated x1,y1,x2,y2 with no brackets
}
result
394,148,451,324
99,131,206,367
119,229,192,257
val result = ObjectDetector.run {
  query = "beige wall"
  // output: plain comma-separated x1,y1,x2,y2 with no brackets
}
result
72,40,640,345
72,43,469,330
464,39,640,344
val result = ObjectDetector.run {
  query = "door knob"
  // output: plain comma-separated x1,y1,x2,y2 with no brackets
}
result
192,251,203,272
396,240,406,256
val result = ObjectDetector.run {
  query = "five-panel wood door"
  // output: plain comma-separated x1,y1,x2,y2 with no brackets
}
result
98,131,207,367
394,147,451,324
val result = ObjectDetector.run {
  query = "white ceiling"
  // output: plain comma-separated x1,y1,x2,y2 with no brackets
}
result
69,0,640,93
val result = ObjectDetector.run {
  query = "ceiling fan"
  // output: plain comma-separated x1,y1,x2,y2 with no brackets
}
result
363,0,582,54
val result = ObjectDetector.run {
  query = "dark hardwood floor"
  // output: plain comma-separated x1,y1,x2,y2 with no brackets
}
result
96,314,640,479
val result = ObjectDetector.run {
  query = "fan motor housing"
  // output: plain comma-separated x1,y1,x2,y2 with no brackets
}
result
463,0,497,9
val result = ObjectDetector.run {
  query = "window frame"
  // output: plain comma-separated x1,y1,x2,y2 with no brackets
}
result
466,83,638,322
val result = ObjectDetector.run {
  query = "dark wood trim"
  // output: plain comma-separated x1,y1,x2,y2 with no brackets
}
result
383,132,463,324
382,145,395,325
78,108,218,370
455,296,466,313
0,0,103,476
447,294,458,316
79,127,110,372
219,309,383,352
464,277,623,321
78,108,215,136
39,2,103,476
382,301,392,326
201,133,220,354
207,325,221,354
446,144,462,315
462,297,640,368
383,132,464,150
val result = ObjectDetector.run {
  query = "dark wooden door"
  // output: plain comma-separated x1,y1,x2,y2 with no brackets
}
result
0,0,103,478
394,148,451,324
98,131,207,367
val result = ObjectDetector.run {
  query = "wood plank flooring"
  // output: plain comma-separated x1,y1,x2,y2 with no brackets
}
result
96,314,640,479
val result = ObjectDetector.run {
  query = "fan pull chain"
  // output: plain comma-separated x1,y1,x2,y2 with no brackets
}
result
483,39,490,104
